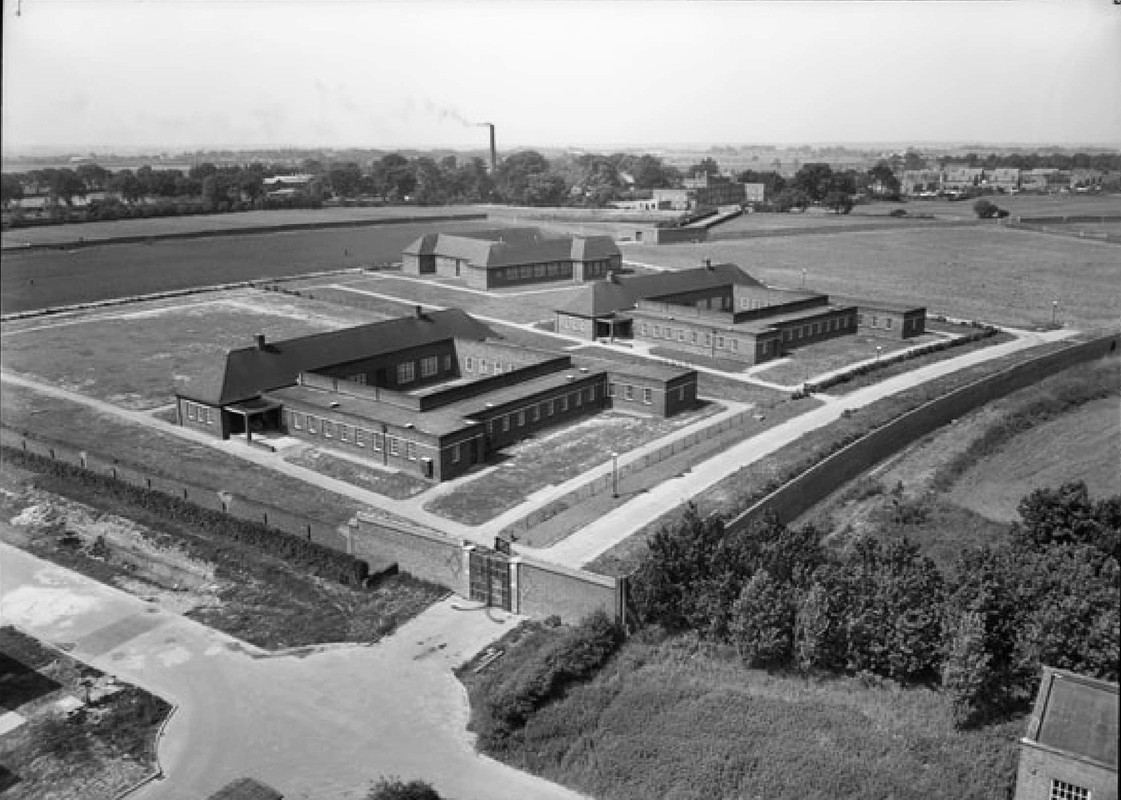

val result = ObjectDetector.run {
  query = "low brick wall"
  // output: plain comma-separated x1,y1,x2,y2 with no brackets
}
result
513,557,622,623
727,333,1120,533
351,515,468,595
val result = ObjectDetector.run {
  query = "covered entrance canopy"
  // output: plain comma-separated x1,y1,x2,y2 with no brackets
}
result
226,396,284,442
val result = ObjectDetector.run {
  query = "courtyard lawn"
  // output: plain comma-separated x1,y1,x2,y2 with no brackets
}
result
1,290,389,409
623,225,1120,333
750,331,947,387
423,405,722,525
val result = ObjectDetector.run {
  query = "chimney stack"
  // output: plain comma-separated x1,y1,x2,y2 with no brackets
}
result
255,333,267,350
486,123,497,173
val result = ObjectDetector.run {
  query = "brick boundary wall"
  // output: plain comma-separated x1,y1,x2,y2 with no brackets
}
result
0,427,351,552
353,513,627,624
725,333,1120,534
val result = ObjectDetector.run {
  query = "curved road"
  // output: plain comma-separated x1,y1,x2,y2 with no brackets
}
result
0,543,588,800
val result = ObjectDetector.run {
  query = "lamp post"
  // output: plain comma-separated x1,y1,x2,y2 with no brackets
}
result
611,451,619,499
1051,300,1058,328
875,345,882,362
801,268,807,289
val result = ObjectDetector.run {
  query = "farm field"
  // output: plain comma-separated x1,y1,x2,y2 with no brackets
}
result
900,193,1121,220
624,225,1120,332
0,205,486,248
948,396,1120,522
0,218,499,315
1,290,387,409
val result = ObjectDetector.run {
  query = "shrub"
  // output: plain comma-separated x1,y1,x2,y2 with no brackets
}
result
367,777,442,800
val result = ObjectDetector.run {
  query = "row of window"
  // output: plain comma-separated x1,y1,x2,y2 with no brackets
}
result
464,355,517,376
395,353,452,384
559,316,592,332
488,386,599,435
287,411,422,461
739,297,771,310
782,316,852,342
608,383,654,404
495,262,572,281
639,323,741,352
184,401,215,425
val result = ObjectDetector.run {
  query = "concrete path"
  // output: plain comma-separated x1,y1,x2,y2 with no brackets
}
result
0,542,588,800
535,325,1081,566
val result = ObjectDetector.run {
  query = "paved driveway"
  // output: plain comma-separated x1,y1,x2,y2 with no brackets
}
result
0,543,588,800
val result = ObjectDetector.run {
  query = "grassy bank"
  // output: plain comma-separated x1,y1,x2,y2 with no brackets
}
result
460,628,1022,800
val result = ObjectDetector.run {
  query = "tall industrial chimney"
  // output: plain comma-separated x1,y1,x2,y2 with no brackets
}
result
484,123,497,172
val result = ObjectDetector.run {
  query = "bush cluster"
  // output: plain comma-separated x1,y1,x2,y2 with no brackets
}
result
475,610,622,750
4,447,368,586
630,485,1119,728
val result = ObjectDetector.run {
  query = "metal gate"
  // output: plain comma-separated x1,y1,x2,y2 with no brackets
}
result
468,548,511,610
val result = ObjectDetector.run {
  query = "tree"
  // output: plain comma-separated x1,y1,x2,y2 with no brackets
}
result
824,191,853,215
686,157,721,178
108,170,142,203
47,168,86,206
76,163,109,192
730,570,796,667
327,161,364,197
0,173,24,206
866,161,900,199
1013,482,1120,559
371,153,415,201
941,609,992,729
773,188,811,212
367,777,442,800
735,170,786,197
790,162,834,202
794,581,841,672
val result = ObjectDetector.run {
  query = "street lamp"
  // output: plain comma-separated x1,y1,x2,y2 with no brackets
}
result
611,451,619,499
1051,300,1059,328
875,345,882,362
801,268,807,289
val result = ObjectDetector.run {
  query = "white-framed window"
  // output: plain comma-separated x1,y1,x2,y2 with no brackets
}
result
340,424,351,443
307,415,318,434
444,354,452,371
502,416,511,432
730,339,738,352
643,387,652,405
1050,779,1090,800
547,399,555,416
641,323,649,336
532,404,541,422
205,407,214,424
608,383,616,398
677,386,686,401
323,421,334,439
451,443,461,463
872,315,879,328
465,356,474,372
493,362,502,375
886,317,893,329
716,336,725,349
397,361,415,384
704,333,712,346
389,437,400,457
654,325,662,338
575,391,582,407
355,428,366,447
421,356,438,378
406,441,418,461
677,329,685,342
292,412,303,430
517,410,525,427
480,359,489,375
784,329,793,342
624,385,634,401
691,330,698,344
186,403,197,421
585,386,594,402
348,373,367,385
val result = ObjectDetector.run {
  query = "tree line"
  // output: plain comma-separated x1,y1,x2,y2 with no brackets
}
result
630,481,1119,729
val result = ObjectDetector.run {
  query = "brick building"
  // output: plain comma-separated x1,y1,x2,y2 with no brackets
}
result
653,173,748,210
402,228,621,289
1014,667,1117,800
555,262,923,366
176,308,696,481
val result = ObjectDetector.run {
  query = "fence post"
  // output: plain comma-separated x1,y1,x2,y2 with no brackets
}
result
49,448,55,460
306,524,312,541
263,512,268,527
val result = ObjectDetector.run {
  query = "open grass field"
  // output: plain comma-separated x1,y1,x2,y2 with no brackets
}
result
2,290,388,409
625,224,1120,332
0,205,487,248
0,218,499,315
900,193,1121,220
462,629,1023,800
948,396,1120,522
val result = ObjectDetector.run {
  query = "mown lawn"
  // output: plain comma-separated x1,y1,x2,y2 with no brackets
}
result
463,629,1023,800
1,289,387,409
285,447,433,501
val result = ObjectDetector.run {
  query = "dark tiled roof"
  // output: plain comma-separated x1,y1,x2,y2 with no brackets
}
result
1027,667,1119,770
556,263,762,318
180,309,495,406
403,228,619,270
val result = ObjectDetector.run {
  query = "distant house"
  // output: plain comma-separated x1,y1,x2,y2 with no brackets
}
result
402,228,621,289
900,169,942,196
176,307,696,481
941,167,986,192
1014,667,1118,800
653,173,748,210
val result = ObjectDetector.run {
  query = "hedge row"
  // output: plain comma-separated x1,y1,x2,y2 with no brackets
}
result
4,446,369,587
800,325,999,395
476,610,622,749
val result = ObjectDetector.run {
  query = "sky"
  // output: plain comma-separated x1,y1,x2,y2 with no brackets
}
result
3,0,1120,153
